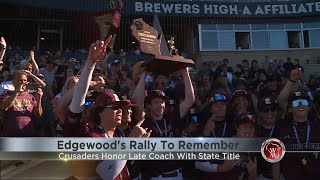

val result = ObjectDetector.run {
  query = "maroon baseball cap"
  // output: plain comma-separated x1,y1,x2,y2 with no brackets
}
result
145,90,169,103
237,113,256,126
95,92,130,108
258,96,278,111
231,90,250,102
288,91,310,104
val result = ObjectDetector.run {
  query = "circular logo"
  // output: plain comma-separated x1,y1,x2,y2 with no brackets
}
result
261,138,286,163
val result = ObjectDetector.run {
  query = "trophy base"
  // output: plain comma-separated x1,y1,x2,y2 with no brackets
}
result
145,55,195,74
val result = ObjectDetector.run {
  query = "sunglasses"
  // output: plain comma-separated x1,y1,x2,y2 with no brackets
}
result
261,106,277,113
209,94,227,103
84,100,95,106
292,99,309,107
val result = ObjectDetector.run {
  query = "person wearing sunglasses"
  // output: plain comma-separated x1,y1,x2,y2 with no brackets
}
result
62,37,149,180
272,91,320,180
195,93,235,178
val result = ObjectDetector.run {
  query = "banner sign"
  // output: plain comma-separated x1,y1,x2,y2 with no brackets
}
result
3,0,320,18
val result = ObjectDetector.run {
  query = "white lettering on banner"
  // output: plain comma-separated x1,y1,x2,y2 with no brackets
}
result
298,4,308,13
204,4,212,14
192,4,200,14
175,4,182,13
134,1,320,16
272,5,279,14
243,6,251,15
306,3,314,13
316,2,320,11
265,5,271,14
154,3,160,13
285,5,292,14
183,4,191,14
279,5,285,14
220,5,228,15
135,2,143,12
162,3,174,13
230,5,238,15
145,2,153,12
255,5,264,15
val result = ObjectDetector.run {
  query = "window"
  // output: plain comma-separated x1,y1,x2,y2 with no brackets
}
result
201,31,218,50
303,30,310,48
269,31,287,49
309,30,320,47
235,32,250,49
217,32,235,49
287,31,301,48
252,31,269,49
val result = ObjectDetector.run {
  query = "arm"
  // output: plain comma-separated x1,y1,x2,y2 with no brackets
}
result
195,161,219,172
132,72,146,111
70,37,112,113
179,68,195,119
0,37,6,61
96,160,127,180
0,91,19,111
29,51,39,74
277,69,301,118
55,87,74,124
33,88,43,118
23,70,46,88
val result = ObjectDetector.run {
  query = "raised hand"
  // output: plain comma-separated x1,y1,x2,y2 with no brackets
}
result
132,61,146,75
36,88,43,99
0,37,6,48
129,124,152,138
29,51,35,60
290,68,302,81
88,35,112,63
246,157,257,178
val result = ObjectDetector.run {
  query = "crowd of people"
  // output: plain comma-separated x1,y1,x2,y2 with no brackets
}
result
0,33,320,180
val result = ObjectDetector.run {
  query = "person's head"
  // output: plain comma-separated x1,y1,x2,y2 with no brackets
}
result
294,58,300,65
209,94,227,120
287,57,291,62
66,68,75,78
68,58,77,66
215,71,228,85
234,64,243,73
251,60,258,69
242,59,249,68
92,93,130,129
145,90,169,119
12,70,28,91
202,72,211,83
23,63,33,72
258,96,278,126
288,91,310,122
236,113,256,138
93,75,106,84
46,60,56,71
154,73,168,88
119,96,134,124
234,79,247,91
108,76,118,88
2,70,10,81
223,58,229,65
231,90,250,116
266,75,280,91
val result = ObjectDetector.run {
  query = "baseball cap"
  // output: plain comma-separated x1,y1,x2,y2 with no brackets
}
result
145,90,169,103
95,92,130,109
69,58,77,62
288,91,310,105
257,96,278,111
237,113,256,126
231,90,250,102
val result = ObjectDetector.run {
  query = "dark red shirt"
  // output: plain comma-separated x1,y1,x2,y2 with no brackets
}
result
0,92,37,137
274,119,320,180
63,109,130,180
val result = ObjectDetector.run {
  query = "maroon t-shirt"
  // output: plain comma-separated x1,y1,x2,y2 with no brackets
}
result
133,115,182,177
274,119,320,180
0,92,37,137
63,109,130,180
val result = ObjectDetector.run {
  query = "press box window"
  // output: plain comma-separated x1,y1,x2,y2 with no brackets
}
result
287,31,301,48
235,32,250,49
303,30,310,48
